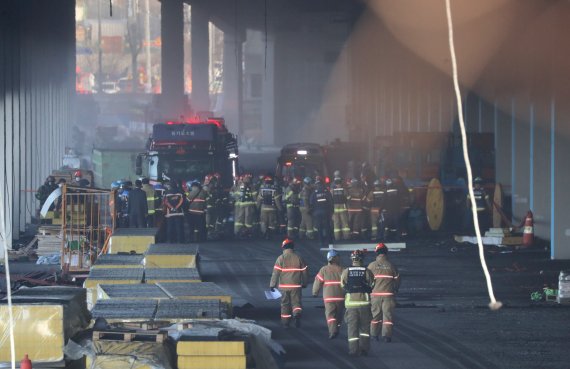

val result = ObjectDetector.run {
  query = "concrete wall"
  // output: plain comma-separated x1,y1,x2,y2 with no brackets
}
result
0,0,75,254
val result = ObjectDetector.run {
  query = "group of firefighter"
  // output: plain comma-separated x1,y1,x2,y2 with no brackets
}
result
233,167,412,246
270,238,400,356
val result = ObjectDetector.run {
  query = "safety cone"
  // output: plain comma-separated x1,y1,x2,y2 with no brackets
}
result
522,210,534,248
20,354,32,369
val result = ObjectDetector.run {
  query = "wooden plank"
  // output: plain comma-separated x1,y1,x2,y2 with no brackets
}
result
92,330,167,343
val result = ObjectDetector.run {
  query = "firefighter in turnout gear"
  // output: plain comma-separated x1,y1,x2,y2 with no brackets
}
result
331,175,350,240
341,250,375,356
270,238,309,328
186,181,207,242
367,179,385,241
257,176,283,239
313,249,345,339
163,182,185,243
284,178,302,238
299,177,315,239
36,176,58,209
467,177,491,234
382,178,400,241
368,243,400,342
141,177,158,227
347,179,366,240
310,179,334,248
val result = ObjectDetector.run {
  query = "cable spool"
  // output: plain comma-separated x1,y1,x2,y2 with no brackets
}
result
426,178,445,231
492,183,503,228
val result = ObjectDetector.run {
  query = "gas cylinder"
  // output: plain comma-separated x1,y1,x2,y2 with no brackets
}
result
21,354,32,369
522,210,534,247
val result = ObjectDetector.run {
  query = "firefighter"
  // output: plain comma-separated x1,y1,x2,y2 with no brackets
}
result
128,179,148,228
186,180,207,242
310,178,334,248
284,178,302,238
466,177,491,234
394,176,412,238
36,176,58,209
331,174,350,241
270,238,308,328
366,179,385,241
163,181,185,243
141,177,157,227
257,175,283,239
73,170,90,187
232,176,245,237
368,242,400,342
203,174,216,237
347,178,366,240
313,249,345,339
277,177,288,235
341,250,375,356
299,177,315,240
382,178,400,241
242,174,258,236
117,181,132,228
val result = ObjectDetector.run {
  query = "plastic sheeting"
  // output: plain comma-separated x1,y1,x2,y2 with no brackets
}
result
86,341,174,369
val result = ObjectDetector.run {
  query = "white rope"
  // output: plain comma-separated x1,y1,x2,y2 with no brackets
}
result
444,0,502,310
0,202,16,368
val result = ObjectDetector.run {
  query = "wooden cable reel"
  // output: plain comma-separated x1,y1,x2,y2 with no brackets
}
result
426,178,445,231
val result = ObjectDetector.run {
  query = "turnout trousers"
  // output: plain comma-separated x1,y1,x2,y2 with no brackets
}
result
280,288,303,325
325,301,344,336
370,208,380,240
299,207,315,239
287,206,301,238
345,306,372,355
260,208,278,235
371,296,395,338
333,206,350,240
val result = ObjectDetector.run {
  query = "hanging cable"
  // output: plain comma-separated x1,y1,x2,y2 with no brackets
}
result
444,0,502,310
1,170,16,369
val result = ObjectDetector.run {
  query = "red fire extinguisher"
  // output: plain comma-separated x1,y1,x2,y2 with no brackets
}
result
522,210,534,248
21,354,32,369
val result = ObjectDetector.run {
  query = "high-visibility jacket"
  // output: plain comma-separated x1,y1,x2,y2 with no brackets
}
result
270,249,308,290
313,263,345,303
367,254,400,297
187,187,207,215
347,187,366,212
341,264,374,308
163,192,184,218
142,184,157,215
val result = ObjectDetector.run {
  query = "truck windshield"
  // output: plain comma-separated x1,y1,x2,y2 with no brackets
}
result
280,160,324,179
160,159,212,182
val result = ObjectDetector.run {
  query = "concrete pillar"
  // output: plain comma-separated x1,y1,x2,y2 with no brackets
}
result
160,0,186,119
191,3,210,112
260,35,275,146
221,31,243,138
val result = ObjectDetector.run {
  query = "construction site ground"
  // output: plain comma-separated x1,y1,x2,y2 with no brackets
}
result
3,234,570,369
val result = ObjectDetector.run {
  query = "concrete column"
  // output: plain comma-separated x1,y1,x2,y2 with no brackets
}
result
260,35,275,146
221,31,243,138
191,3,210,112
160,0,186,118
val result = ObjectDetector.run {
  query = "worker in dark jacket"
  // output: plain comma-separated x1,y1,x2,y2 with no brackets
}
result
128,180,148,228
163,181,185,243
310,178,334,248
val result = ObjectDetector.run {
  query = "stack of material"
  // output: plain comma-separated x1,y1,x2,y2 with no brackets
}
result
156,300,222,321
86,340,175,369
91,299,158,322
84,268,144,310
36,226,62,256
159,282,232,316
0,287,90,364
91,299,223,322
97,284,170,301
145,244,200,269
108,228,158,254
145,268,201,284
92,254,145,269
177,339,247,369
558,271,570,304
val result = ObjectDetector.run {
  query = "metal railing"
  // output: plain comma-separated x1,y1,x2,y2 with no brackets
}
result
61,185,116,275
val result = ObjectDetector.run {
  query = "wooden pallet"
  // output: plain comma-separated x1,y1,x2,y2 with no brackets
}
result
93,330,167,343
120,321,172,330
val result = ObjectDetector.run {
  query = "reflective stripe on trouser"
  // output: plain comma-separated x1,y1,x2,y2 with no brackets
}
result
281,288,303,323
299,207,315,239
370,209,380,240
348,210,363,236
325,301,344,336
260,208,278,234
287,207,301,238
345,305,372,355
371,296,395,338
333,206,350,240
234,204,245,233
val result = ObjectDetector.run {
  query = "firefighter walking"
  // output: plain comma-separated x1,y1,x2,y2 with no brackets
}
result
347,179,366,240
341,250,375,356
284,178,302,238
367,179,385,241
258,176,283,239
331,174,350,240
313,249,345,339
299,177,315,239
368,242,400,342
270,238,308,328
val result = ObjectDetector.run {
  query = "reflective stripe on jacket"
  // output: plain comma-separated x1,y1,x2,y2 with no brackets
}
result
270,249,308,290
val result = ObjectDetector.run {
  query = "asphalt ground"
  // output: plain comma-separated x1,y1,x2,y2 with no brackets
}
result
200,235,570,369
